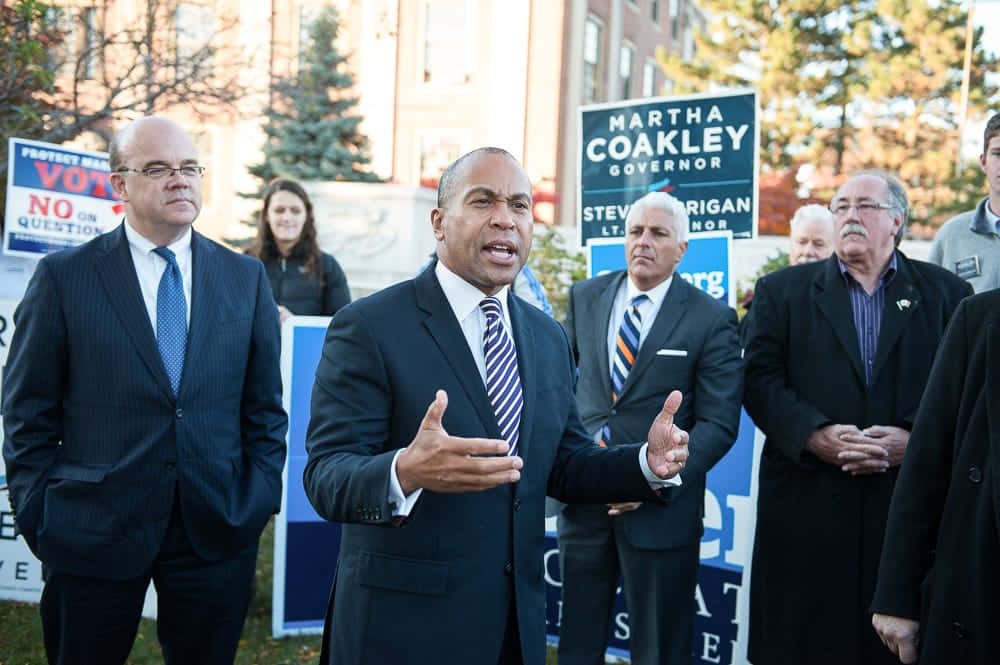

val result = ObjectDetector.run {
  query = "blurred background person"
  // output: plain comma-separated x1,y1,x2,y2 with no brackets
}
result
928,112,1000,293
247,178,350,323
789,203,836,265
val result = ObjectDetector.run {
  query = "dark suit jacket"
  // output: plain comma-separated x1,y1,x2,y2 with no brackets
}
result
2,224,287,579
870,290,1000,664
563,271,743,548
742,252,971,665
302,266,660,665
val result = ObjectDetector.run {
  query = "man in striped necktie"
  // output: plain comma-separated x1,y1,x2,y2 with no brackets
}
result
557,191,744,665
303,148,693,665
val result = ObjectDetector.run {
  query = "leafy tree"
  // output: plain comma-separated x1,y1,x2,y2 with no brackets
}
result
658,0,999,229
246,4,380,197
0,0,250,225
528,224,586,322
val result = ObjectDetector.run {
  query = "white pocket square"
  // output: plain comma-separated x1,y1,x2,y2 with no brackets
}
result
656,348,688,357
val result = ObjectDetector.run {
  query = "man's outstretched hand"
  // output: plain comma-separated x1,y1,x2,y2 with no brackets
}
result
396,390,523,495
646,390,689,479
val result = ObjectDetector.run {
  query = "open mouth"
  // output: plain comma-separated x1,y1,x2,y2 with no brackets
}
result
484,242,516,262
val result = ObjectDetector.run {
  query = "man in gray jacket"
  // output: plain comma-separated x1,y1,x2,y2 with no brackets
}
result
929,112,1000,292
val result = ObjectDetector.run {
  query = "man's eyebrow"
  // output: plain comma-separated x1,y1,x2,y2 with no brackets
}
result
463,187,532,202
139,158,199,168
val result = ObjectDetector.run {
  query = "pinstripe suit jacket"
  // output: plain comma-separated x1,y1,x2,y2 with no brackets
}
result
2,224,287,579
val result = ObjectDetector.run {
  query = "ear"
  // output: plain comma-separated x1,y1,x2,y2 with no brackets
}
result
676,240,689,265
981,152,988,173
110,173,128,202
431,208,445,241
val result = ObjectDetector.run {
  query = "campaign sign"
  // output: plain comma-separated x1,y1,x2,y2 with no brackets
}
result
587,231,734,307
4,137,122,258
543,409,758,665
578,90,758,245
274,316,340,636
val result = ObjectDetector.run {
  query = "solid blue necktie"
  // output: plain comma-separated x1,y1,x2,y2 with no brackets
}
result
153,247,187,396
480,297,523,457
601,293,648,447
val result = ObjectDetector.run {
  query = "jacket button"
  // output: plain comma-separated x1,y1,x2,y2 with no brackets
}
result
504,562,513,575
952,621,968,638
175,409,183,419
513,500,522,512
969,466,983,483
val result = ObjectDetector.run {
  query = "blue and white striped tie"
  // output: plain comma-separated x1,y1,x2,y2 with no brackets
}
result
480,297,523,456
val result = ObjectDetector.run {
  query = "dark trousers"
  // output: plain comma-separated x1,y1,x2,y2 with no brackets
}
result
39,501,258,665
557,506,700,665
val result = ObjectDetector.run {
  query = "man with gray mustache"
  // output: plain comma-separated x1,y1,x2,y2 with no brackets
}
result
741,171,971,665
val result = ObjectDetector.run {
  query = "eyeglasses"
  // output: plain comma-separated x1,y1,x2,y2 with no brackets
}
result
829,201,894,218
116,166,206,179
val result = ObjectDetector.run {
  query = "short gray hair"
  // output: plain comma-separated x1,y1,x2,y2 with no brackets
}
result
625,191,689,242
790,204,834,232
853,169,908,246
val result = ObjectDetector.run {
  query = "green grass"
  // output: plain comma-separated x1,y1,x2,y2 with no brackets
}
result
0,520,561,664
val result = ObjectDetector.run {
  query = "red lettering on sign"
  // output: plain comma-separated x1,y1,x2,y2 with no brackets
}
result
90,172,114,198
53,199,73,219
28,194,50,215
34,162,63,189
63,167,86,192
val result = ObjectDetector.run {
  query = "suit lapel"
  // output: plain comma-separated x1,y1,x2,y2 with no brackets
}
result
618,275,688,401
180,232,219,397
508,295,535,457
870,255,921,383
814,258,867,385
92,225,175,398
587,272,626,401
415,268,501,439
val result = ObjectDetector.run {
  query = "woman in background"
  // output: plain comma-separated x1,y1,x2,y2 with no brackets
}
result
248,178,350,323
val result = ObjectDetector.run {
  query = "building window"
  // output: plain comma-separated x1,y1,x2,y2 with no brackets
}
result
670,0,680,40
642,60,656,97
175,3,215,75
417,132,467,184
422,0,471,86
619,44,633,99
81,8,101,79
583,16,602,103
651,0,660,22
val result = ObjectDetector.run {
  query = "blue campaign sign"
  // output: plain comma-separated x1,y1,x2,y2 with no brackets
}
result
273,317,341,636
578,90,758,245
4,137,121,258
587,231,734,307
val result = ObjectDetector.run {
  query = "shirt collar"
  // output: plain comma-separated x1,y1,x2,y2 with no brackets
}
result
837,251,898,286
434,260,511,324
986,200,1000,233
626,273,673,309
123,218,192,257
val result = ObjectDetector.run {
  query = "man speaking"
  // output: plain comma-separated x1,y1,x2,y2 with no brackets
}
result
303,147,690,665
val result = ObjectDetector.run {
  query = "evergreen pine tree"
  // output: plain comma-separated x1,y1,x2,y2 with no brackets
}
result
247,5,380,196
657,1,998,228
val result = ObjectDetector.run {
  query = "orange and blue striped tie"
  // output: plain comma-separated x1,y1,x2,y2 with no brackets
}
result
601,294,647,447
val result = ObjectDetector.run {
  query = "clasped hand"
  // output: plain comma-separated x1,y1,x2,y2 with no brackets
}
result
806,424,909,475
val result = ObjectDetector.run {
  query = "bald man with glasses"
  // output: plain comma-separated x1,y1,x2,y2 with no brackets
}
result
2,116,287,665
741,171,971,665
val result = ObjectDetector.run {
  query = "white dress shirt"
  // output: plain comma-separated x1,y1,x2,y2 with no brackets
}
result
605,274,673,370
123,219,192,331
389,262,679,517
